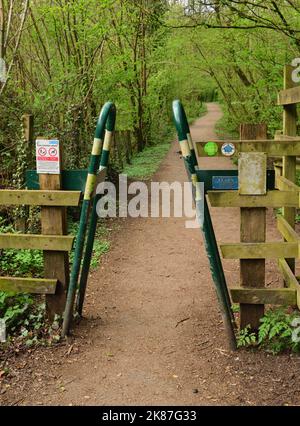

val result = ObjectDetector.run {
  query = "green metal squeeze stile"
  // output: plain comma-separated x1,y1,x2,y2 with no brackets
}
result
62,102,116,336
76,112,116,316
172,100,237,350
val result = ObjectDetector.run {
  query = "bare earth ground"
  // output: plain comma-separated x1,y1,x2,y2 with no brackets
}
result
1,103,300,406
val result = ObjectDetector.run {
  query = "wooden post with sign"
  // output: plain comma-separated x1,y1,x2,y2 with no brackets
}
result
239,123,267,330
191,65,300,345
37,139,69,320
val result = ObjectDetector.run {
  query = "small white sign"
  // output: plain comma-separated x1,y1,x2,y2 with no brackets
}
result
36,139,60,174
221,142,235,157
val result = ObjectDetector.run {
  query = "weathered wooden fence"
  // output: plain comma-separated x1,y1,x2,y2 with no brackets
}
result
0,137,81,320
194,64,300,330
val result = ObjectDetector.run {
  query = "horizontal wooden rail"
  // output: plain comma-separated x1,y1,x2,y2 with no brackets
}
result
195,140,300,157
278,258,300,308
0,234,74,251
207,190,298,208
220,242,298,259
0,190,81,206
273,159,300,165
0,277,57,294
274,134,300,141
278,86,300,105
275,175,300,192
230,287,296,305
277,215,300,243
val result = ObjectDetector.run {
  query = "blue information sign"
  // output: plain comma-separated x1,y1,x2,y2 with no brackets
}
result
212,176,238,190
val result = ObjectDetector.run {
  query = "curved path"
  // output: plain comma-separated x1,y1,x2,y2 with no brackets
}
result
2,103,300,406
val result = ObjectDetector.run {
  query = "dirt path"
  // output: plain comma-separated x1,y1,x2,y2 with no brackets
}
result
2,103,300,406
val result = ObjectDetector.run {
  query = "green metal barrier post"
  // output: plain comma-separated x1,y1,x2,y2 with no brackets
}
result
76,120,116,316
62,102,116,336
172,99,237,350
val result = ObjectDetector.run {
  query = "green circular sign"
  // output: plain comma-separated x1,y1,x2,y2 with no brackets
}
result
204,142,218,157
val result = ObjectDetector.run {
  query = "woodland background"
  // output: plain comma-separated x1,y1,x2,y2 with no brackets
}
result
1,0,299,189
1,0,300,343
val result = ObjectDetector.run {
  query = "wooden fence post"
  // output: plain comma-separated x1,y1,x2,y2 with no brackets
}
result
39,143,69,320
239,123,267,330
15,114,34,232
282,65,297,274
22,114,34,144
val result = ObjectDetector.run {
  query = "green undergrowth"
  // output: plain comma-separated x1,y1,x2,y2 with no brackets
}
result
0,216,111,345
0,295,61,349
215,106,239,141
123,143,171,180
68,218,110,270
0,216,44,278
0,217,110,278
123,103,207,180
236,307,300,355
187,102,208,125
297,170,300,187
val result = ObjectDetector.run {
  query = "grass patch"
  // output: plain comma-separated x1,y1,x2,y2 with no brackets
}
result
122,102,208,180
186,102,208,125
215,104,239,140
90,239,110,269
68,218,110,270
123,143,171,180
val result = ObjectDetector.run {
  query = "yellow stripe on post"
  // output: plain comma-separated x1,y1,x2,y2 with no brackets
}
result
191,173,201,201
92,138,102,156
103,130,113,151
191,173,198,185
84,174,97,200
179,139,190,157
187,133,193,150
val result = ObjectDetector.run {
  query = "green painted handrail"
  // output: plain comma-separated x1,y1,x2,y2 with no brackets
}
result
62,102,116,336
172,99,237,350
172,99,197,167
75,117,116,316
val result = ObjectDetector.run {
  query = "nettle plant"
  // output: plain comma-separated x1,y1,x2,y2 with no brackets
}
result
237,308,300,355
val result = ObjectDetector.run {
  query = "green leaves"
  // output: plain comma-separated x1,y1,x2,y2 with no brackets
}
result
257,308,298,354
90,240,110,269
0,248,43,278
237,325,257,348
0,292,33,332
237,308,300,355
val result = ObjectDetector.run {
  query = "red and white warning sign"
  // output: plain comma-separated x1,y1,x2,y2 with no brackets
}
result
36,139,60,174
